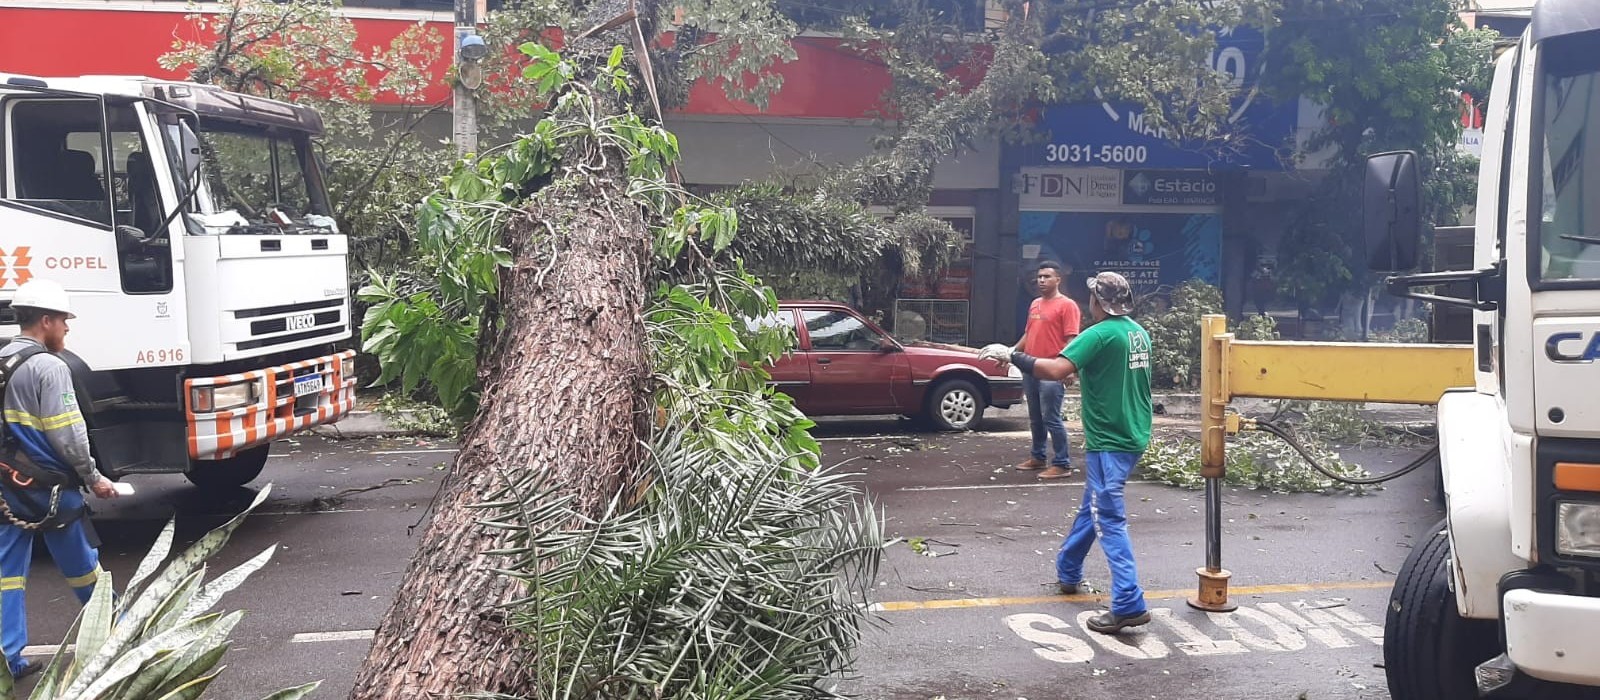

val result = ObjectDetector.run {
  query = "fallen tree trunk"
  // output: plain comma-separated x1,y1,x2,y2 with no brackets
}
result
349,128,653,698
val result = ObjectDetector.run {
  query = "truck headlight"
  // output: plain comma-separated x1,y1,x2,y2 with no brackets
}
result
1556,501,1600,558
191,380,259,413
340,355,356,380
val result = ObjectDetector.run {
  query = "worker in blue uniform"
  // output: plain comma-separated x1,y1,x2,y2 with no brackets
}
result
0,279,119,679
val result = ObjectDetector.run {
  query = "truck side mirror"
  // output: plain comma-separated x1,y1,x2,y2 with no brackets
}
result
1363,150,1423,272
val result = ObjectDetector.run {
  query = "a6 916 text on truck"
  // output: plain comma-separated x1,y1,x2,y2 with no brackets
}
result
0,73,356,490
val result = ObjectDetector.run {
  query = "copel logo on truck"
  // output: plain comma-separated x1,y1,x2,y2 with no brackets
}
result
43,256,108,270
0,246,33,288
1546,331,1600,363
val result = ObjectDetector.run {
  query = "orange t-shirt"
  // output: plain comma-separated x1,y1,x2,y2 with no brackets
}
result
1024,295,1082,358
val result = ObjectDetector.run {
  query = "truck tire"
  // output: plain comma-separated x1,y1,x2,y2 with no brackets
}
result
925,378,984,431
1384,519,1499,700
186,444,271,490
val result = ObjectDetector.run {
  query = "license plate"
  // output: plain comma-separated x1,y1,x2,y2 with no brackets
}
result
286,313,317,331
293,374,325,397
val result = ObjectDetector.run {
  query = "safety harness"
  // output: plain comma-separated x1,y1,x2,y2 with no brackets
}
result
0,347,82,530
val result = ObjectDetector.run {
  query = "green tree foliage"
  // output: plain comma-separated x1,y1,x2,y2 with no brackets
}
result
160,0,454,275
1134,280,1276,389
362,44,879,695
1263,0,1498,301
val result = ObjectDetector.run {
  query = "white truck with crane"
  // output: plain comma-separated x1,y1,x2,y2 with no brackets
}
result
1187,1,1600,697
0,74,356,489
1380,1,1600,695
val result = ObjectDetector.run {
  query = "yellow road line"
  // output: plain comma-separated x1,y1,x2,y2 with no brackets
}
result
869,580,1392,612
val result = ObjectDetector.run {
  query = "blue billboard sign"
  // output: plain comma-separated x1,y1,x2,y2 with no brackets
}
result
1022,26,1299,171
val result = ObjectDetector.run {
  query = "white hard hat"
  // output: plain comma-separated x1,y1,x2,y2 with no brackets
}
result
12,279,75,318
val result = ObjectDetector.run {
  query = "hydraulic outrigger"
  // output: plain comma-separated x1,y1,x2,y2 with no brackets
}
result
1185,313,1475,612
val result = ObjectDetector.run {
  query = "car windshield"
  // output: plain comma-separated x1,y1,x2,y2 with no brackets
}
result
161,117,334,234
1537,32,1600,283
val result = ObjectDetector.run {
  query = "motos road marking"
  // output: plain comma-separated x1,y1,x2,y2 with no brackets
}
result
1003,599,1383,664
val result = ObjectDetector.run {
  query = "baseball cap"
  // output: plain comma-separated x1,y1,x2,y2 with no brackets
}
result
1086,271,1134,316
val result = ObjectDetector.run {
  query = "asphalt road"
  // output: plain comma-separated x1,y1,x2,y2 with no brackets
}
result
825,413,1440,700
10,412,1442,699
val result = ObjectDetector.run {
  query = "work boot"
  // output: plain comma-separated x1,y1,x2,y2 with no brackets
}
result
1086,610,1152,634
1058,581,1081,595
1038,465,1075,479
12,660,41,680
1015,458,1046,471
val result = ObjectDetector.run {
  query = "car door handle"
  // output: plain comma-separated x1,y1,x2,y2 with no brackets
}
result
816,358,832,365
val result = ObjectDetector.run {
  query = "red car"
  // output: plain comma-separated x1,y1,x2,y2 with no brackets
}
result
761,301,1024,430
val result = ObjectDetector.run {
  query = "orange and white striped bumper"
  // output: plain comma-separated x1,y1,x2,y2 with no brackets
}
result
184,350,357,461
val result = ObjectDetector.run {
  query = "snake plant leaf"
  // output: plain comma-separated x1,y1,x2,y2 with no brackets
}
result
70,485,271,686
72,613,219,698
148,668,221,700
252,681,322,700
181,546,276,620
73,569,117,670
145,642,229,698
144,570,206,640
115,611,237,698
126,519,175,599
27,610,80,698
148,611,242,694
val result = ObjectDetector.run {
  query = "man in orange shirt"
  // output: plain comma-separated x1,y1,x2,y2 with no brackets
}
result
1013,261,1081,479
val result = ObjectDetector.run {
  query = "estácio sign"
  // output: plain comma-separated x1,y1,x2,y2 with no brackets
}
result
1123,171,1221,207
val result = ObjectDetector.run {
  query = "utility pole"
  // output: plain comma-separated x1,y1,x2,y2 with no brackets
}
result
452,0,486,156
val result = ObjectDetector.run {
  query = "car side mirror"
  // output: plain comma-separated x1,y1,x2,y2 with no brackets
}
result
877,337,899,353
1363,150,1423,272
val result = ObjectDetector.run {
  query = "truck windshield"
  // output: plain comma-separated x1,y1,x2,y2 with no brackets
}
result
162,118,334,234
1537,33,1600,283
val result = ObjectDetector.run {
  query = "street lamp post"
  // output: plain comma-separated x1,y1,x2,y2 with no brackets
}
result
452,0,487,157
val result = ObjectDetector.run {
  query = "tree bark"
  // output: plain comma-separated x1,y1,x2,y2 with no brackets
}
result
349,141,652,697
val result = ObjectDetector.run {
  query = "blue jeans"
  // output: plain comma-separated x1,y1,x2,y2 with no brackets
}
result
1023,375,1071,466
1057,451,1148,617
0,489,100,675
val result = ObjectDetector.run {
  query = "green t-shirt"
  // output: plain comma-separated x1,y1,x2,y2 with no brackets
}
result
1061,316,1153,453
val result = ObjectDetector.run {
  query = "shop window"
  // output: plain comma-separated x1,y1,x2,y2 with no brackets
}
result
896,216,974,344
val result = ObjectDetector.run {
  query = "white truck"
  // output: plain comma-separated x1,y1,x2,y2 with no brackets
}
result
1366,0,1600,696
0,74,355,489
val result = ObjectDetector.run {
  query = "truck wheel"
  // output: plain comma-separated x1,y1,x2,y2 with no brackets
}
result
1384,519,1499,700
925,379,984,431
186,445,271,490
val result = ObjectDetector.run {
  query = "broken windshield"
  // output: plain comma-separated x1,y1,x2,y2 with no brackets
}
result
160,117,335,234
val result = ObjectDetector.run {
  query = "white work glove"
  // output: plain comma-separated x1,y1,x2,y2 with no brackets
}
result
978,343,1013,364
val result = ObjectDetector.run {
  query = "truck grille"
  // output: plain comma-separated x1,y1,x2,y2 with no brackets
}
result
234,298,343,319
234,298,346,350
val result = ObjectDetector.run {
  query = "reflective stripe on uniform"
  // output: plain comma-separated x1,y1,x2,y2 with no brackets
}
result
63,566,100,589
0,577,24,591
3,410,83,431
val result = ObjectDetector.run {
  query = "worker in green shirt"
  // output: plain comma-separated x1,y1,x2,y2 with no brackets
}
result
981,271,1152,633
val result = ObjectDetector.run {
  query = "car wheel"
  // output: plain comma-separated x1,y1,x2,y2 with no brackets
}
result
186,444,271,490
926,378,984,431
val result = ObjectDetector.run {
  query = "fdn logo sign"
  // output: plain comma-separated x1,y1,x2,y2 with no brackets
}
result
0,247,34,289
